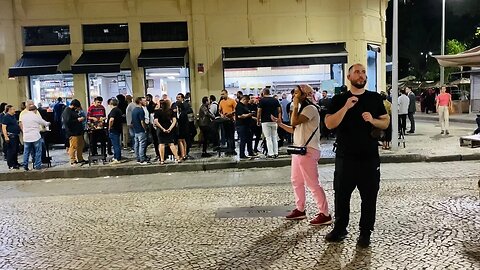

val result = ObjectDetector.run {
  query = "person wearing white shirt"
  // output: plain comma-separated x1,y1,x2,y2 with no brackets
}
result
398,89,410,135
19,105,50,170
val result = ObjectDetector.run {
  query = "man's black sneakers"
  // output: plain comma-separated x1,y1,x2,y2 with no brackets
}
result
325,230,348,242
357,233,371,248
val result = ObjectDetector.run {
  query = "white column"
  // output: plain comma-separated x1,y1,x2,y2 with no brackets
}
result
391,0,399,149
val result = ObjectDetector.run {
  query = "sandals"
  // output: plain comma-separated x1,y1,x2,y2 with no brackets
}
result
159,160,165,165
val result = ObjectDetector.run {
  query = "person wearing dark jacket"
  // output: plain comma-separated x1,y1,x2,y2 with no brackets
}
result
406,87,416,133
62,99,86,166
198,97,215,157
2,105,21,169
236,95,255,159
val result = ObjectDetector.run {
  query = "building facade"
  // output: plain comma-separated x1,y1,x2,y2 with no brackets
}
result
0,0,388,110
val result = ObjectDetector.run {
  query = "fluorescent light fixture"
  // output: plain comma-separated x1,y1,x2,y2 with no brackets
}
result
167,76,176,80
148,73,180,77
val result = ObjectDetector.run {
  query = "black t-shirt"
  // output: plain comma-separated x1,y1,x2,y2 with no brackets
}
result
108,107,123,133
235,103,251,126
258,97,280,123
2,114,21,135
328,91,387,159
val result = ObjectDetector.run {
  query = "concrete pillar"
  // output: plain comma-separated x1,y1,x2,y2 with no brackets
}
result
128,19,145,98
69,19,88,107
190,0,210,111
0,0,22,107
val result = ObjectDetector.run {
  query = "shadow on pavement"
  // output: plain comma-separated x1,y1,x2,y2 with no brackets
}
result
315,244,372,270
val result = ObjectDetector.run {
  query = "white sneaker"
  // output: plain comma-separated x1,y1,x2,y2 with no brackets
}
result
110,159,121,165
139,161,151,165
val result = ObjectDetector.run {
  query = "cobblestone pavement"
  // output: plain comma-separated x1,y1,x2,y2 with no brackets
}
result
0,162,479,269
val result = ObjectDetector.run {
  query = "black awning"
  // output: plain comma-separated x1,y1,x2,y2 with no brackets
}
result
72,50,128,74
137,48,188,68
8,51,70,77
222,43,347,69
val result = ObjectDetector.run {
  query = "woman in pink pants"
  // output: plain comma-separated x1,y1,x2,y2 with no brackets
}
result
273,84,332,226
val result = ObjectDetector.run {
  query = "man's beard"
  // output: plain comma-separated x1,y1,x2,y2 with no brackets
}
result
351,80,367,89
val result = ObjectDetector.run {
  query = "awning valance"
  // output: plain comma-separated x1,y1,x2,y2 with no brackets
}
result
222,43,348,69
72,50,129,74
138,48,188,68
8,51,70,77
434,46,480,67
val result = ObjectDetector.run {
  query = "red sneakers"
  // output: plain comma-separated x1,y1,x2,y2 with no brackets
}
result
309,213,333,226
285,209,307,220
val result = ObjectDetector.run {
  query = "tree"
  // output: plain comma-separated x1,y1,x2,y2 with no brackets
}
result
445,39,467,82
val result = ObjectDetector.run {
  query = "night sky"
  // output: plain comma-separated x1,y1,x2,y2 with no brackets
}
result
385,0,480,78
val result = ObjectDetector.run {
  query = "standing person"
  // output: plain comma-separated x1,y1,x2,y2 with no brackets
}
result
126,95,136,151
0,102,8,159
209,95,220,148
324,64,389,248
53,97,66,146
1,105,21,169
131,97,149,165
436,86,452,135
279,93,291,145
248,97,262,153
273,84,332,225
198,96,215,157
107,99,123,164
146,94,160,161
219,90,237,155
257,88,281,158
318,90,332,139
120,94,131,149
235,95,255,159
381,92,392,150
176,101,189,160
154,100,181,164
406,87,416,133
87,96,107,156
19,105,50,171
398,89,410,135
62,99,87,166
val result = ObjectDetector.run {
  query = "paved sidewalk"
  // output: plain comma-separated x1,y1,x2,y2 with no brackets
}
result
0,121,479,181
415,111,477,124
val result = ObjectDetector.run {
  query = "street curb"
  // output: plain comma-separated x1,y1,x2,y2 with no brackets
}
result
416,115,475,124
1,153,479,181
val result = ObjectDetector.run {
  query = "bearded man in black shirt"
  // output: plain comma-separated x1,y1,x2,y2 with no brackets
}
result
324,63,390,248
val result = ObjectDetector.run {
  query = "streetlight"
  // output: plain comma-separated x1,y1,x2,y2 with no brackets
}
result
440,0,446,86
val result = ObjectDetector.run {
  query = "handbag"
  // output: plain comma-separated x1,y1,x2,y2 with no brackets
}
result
286,126,319,155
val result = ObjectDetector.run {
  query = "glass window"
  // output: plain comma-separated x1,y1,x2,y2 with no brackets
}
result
23,26,70,46
224,65,333,98
29,74,74,108
88,71,133,107
367,44,380,92
144,68,190,101
83,24,129,44
141,22,188,42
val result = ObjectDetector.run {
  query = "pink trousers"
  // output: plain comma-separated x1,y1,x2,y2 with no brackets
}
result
290,148,329,214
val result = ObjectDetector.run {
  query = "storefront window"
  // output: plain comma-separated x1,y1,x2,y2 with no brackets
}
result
367,44,381,92
144,68,190,101
29,74,74,108
88,71,133,106
224,64,334,97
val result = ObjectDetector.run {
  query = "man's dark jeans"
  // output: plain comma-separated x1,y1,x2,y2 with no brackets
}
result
223,120,235,153
237,125,253,157
333,157,380,233
109,131,122,161
408,112,415,132
6,134,19,168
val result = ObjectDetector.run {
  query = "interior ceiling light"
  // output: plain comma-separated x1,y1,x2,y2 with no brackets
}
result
167,76,175,80
148,73,180,77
